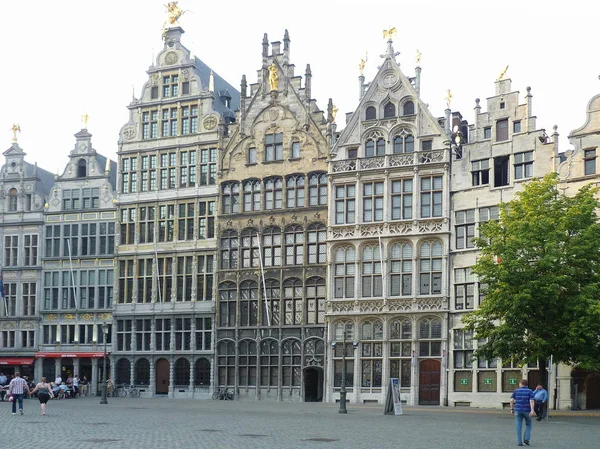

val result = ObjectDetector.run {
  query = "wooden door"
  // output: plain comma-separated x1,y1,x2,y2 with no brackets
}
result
155,358,170,394
419,359,440,405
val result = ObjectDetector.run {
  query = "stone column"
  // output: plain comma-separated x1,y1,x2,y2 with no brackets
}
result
91,358,99,396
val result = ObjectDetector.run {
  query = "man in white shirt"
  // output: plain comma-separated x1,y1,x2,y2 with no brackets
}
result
72,375,80,397
54,375,62,385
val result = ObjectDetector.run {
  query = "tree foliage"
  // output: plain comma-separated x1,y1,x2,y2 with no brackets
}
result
463,174,600,370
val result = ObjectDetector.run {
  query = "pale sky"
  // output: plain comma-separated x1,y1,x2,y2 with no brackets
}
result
1,0,597,175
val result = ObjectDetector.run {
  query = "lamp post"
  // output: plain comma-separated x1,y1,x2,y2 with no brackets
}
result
100,321,108,404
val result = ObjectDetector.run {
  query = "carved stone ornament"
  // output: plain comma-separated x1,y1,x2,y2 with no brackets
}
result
123,125,136,141
203,115,218,131
165,51,179,65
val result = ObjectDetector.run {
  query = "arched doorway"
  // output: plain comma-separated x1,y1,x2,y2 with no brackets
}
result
116,358,131,384
303,367,323,402
419,359,441,405
156,358,170,395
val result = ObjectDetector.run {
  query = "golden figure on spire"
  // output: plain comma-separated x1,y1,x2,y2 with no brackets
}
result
81,113,89,129
445,89,453,109
10,124,20,143
164,1,185,25
359,52,368,76
383,27,397,41
268,62,279,91
497,65,509,81
332,105,338,123
416,49,422,66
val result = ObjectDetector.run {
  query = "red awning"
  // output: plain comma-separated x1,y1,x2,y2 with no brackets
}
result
35,352,107,358
0,358,35,365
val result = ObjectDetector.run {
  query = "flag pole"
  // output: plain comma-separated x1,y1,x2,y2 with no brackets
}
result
256,232,271,327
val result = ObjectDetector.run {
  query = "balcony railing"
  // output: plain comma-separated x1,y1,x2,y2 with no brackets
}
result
331,150,447,173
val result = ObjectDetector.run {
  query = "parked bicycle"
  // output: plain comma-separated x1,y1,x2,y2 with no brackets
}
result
116,384,141,398
212,387,236,400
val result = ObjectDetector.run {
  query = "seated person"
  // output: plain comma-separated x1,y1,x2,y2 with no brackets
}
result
57,382,70,398
51,382,60,397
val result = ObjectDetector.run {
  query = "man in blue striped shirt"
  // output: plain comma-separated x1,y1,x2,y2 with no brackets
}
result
8,372,31,415
510,379,535,446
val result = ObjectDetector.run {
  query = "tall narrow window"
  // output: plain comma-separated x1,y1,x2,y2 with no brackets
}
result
77,159,87,178
262,227,282,267
283,278,303,325
419,240,443,295
238,340,257,386
494,156,510,187
420,176,443,218
496,119,508,141
291,141,301,159
334,247,355,298
216,340,235,385
284,225,304,266
360,320,383,389
362,182,384,222
243,180,261,212
584,149,597,176
389,319,412,387
248,147,257,164
264,177,283,210
308,173,327,206
241,229,259,268
384,102,396,118
361,244,382,297
220,230,238,270
391,179,413,220
365,106,376,120
403,101,415,115
218,282,237,327
240,280,258,327
390,242,412,296
222,182,240,214
8,188,17,212
262,279,280,326
307,223,326,264
199,148,217,186
514,151,534,180
455,268,476,310
305,277,325,324
471,160,490,186
335,184,356,224
455,209,475,249
286,175,305,208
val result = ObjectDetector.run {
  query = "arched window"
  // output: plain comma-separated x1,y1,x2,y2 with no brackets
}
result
115,358,131,384
134,358,150,385
360,320,383,388
194,358,211,387
365,106,376,120
283,278,303,325
174,358,190,387
333,322,355,387
390,242,412,296
264,177,283,210
334,247,355,298
286,175,305,208
220,230,238,269
389,318,412,387
284,225,304,266
308,172,327,206
262,279,280,326
365,138,385,157
419,241,443,295
222,182,240,214
393,134,414,153
218,281,237,327
77,159,87,178
418,318,442,357
243,180,261,212
403,101,415,115
260,340,279,386
8,188,17,212
240,280,258,326
305,276,325,324
262,226,282,267
362,244,382,297
238,340,257,386
304,338,325,364
282,339,302,387
216,340,236,386
307,223,327,264
384,102,396,118
241,228,259,268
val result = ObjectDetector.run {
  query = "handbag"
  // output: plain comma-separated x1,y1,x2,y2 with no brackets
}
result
8,395,13,402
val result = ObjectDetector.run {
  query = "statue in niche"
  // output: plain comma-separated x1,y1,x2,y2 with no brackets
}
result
268,62,279,90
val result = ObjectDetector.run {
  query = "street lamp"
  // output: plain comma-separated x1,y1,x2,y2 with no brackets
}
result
100,321,108,404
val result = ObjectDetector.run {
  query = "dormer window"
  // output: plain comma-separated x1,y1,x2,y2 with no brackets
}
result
403,101,415,115
77,159,87,178
384,102,396,118
365,106,376,121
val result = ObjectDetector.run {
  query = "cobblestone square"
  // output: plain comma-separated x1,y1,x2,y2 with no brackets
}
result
2,397,599,449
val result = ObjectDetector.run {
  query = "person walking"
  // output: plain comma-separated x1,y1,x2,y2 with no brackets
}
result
72,374,80,398
7,372,31,415
29,377,54,415
80,376,89,398
510,379,535,446
0,372,7,401
533,384,548,421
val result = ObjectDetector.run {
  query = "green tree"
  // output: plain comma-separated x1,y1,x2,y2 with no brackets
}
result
463,174,600,370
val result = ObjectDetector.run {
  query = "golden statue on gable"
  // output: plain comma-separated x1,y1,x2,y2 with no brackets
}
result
11,124,20,143
497,65,509,81
383,27,397,40
359,52,368,76
445,89,453,109
268,62,279,91
164,1,185,25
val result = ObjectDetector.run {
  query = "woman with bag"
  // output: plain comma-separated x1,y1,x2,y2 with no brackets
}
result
29,377,54,415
